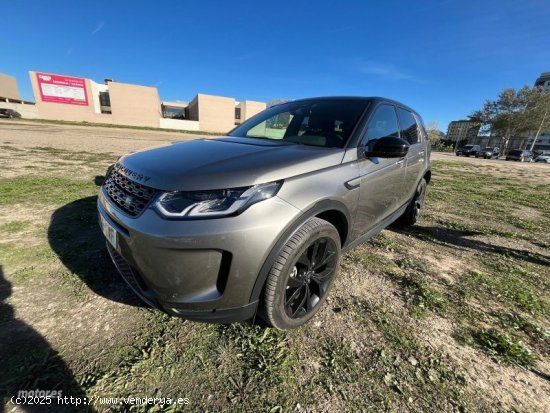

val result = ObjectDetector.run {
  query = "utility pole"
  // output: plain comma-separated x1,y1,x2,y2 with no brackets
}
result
529,111,548,152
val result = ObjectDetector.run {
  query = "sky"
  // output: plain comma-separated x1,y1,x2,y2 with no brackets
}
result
1,0,549,131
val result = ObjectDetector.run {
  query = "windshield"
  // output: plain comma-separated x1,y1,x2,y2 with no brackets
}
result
483,147,494,151
463,145,474,149
509,149,522,155
229,100,369,148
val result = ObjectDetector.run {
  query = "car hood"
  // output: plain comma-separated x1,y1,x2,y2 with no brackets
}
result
118,137,346,191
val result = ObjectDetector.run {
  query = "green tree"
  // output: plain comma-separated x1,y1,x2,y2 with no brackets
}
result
470,86,550,153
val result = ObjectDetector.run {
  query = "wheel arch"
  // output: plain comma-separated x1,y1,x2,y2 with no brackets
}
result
249,199,351,303
423,169,432,184
315,209,349,247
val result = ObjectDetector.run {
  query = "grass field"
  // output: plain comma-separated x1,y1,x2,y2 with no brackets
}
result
0,136,549,412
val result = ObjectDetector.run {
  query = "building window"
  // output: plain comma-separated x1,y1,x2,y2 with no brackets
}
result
162,105,186,119
235,107,241,120
99,91,111,114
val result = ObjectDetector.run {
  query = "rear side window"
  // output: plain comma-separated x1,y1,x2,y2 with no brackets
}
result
397,108,420,144
365,104,399,141
413,113,426,142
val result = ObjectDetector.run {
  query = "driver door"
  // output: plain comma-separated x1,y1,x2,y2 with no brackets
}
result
352,104,407,239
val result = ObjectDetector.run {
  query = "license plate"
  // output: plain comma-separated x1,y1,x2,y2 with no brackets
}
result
100,214,118,249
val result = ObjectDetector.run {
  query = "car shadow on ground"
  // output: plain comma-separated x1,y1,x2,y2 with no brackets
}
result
391,225,550,268
47,193,145,308
0,266,87,411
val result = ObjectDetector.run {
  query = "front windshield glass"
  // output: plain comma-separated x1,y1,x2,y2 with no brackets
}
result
229,100,369,148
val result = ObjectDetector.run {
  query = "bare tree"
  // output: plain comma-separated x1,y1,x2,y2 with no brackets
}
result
425,121,442,145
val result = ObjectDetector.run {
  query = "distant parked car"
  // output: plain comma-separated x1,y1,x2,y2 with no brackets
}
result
0,108,21,118
534,154,550,163
475,147,500,159
456,144,480,156
506,149,533,162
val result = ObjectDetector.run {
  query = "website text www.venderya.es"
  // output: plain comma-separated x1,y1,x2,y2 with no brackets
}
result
10,390,190,409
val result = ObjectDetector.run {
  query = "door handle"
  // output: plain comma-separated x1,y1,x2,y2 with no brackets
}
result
396,159,405,165
418,151,425,156
344,177,361,190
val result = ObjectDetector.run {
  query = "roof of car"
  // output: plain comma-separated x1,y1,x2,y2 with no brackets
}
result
291,96,417,114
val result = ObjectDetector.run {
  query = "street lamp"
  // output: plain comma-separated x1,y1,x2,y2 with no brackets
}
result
529,111,548,152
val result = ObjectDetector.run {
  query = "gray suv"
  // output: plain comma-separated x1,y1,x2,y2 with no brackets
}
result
98,97,431,329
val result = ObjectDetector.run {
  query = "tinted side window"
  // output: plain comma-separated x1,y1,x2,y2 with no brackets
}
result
397,108,419,144
366,104,399,141
413,113,426,142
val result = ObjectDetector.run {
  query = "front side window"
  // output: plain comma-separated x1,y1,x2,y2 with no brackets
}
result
397,108,420,144
365,104,399,142
230,100,369,148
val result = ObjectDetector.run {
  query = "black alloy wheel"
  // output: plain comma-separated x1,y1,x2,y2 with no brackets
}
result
262,217,341,329
395,177,428,226
412,179,427,222
284,237,337,318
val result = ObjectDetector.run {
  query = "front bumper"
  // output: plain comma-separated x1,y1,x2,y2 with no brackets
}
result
97,188,301,322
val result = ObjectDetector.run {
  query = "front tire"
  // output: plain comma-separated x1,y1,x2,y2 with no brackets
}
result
262,218,341,330
395,178,427,226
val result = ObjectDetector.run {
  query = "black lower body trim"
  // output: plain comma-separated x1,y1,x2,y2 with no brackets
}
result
107,242,160,309
165,301,259,323
107,242,258,323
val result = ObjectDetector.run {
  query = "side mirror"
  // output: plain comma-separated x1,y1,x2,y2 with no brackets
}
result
365,136,409,158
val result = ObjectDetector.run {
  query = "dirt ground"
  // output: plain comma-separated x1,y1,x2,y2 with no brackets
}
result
1,119,549,173
1,120,549,412
0,120,197,155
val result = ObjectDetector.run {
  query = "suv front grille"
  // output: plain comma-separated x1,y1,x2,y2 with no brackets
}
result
103,164,157,217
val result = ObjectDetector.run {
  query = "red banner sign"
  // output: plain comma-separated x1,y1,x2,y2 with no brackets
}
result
36,73,89,106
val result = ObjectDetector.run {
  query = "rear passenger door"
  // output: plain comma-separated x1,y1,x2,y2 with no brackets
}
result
397,108,425,202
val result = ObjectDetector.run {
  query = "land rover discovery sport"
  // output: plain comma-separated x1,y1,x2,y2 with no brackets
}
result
98,97,431,329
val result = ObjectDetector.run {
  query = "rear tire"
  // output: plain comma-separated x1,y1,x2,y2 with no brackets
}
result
261,218,341,330
395,178,427,226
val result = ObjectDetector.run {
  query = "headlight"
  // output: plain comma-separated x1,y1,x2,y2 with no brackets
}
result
154,181,282,219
